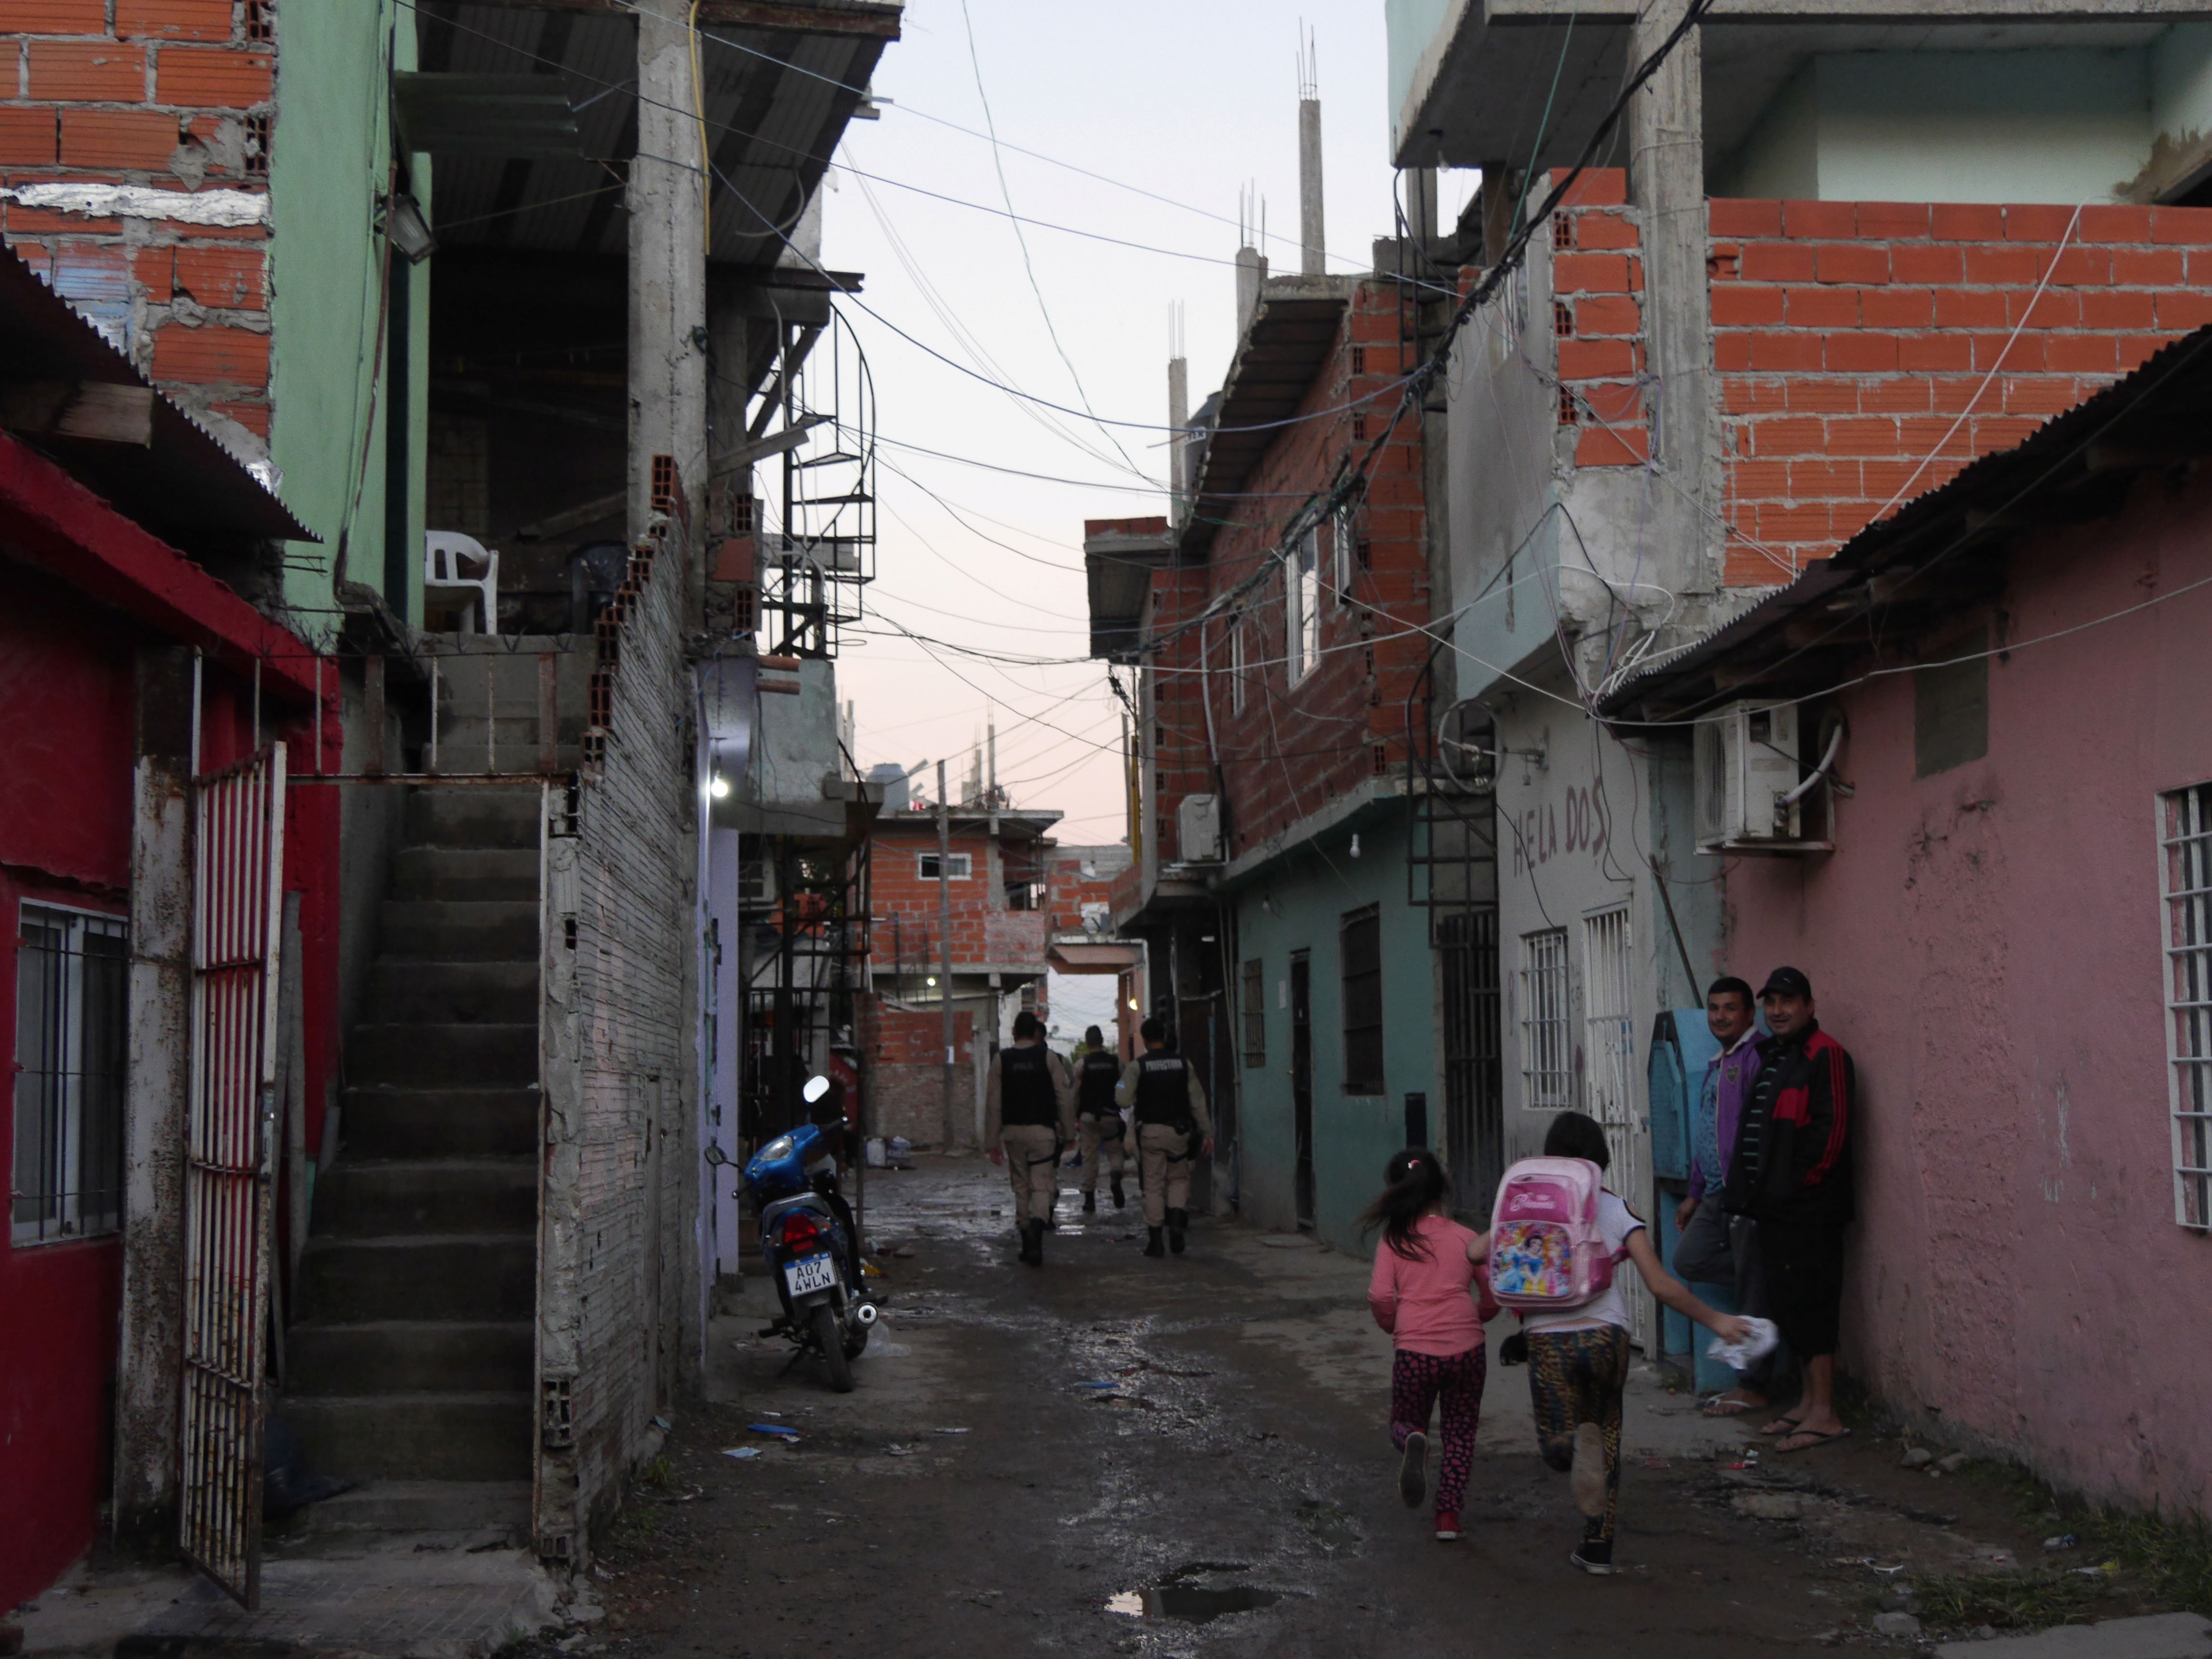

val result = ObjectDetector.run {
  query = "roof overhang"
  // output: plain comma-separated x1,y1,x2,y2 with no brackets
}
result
1047,939,1142,973
1390,0,2188,170
417,0,899,267
1179,275,1353,562
1599,324,2212,722
1083,516,1176,661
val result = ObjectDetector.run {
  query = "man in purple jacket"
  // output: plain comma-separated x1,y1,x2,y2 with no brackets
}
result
1673,976,1773,1417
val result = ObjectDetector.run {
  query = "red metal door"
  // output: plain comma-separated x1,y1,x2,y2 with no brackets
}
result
179,745,286,1606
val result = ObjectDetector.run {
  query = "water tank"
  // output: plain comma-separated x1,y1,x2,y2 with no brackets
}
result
868,761,911,813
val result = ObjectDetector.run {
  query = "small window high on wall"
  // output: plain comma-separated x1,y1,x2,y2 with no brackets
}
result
12,904,127,1246
918,853,972,881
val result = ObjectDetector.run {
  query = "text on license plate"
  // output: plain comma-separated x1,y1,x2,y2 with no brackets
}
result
783,1254,838,1296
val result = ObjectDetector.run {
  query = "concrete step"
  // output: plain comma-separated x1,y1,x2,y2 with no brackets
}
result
390,847,540,902
341,1086,537,1158
284,1393,533,1483
277,1479,533,1535
403,787,542,851
349,1023,536,1089
364,960,537,1025
379,899,538,962
287,1320,533,1394
299,1234,535,1322
314,1158,536,1238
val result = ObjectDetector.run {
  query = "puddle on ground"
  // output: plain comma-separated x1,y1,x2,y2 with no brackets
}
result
1106,1565,1279,1623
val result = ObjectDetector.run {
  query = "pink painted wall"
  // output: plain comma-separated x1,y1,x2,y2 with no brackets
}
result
1724,469,2212,1515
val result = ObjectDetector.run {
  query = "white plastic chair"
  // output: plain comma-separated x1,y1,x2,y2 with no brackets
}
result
424,531,499,633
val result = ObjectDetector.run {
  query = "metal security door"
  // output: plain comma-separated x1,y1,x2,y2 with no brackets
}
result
1439,909,1503,1214
1581,907,1651,1348
180,745,287,1606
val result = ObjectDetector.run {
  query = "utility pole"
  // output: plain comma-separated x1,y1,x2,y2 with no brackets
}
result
938,759,954,1150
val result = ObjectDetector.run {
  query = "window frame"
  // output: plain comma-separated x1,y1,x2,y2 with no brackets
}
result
1240,959,1266,1068
917,852,973,881
2162,782,2212,1229
1518,927,1573,1112
1341,905,1384,1095
12,900,129,1248
1331,501,1359,605
1228,616,1247,714
1286,529,1320,685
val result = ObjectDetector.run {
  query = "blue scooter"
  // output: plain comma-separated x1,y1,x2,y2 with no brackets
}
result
721,1083,876,1391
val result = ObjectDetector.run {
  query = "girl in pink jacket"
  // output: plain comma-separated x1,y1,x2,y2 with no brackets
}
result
1363,1148,1498,1541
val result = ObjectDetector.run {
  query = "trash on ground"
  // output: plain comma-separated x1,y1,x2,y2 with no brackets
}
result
721,1446,761,1460
749,1424,800,1440
937,1427,970,1435
1105,1577,1282,1623
2044,1533,2080,1550
885,1444,919,1457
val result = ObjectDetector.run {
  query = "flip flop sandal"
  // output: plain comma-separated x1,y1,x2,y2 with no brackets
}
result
1774,1427,1852,1454
1758,1416,1806,1436
1700,1397,1765,1418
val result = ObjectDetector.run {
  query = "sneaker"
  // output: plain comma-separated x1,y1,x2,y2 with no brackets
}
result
1433,1510,1461,1541
1569,1541,1616,1575
1398,1431,1428,1508
1570,1422,1606,1519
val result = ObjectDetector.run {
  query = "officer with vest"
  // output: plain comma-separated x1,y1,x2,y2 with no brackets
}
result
1116,1018,1214,1257
985,1010,1076,1266
1072,1024,1127,1214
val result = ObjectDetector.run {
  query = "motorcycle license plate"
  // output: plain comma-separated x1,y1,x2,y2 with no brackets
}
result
783,1254,838,1297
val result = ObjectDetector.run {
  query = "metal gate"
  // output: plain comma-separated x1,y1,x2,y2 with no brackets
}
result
180,745,287,1606
1439,909,1503,1215
1581,906,1651,1348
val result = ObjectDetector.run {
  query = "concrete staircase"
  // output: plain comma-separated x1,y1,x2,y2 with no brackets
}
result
285,784,541,1530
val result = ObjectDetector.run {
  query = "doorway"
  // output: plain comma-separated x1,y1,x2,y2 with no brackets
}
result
1291,951,1313,1230
1439,908,1503,1214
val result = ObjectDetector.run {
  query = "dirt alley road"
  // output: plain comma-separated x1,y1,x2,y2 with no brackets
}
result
578,1157,2045,1658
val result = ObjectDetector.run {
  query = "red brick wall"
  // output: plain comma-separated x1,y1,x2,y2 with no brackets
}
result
1,1,274,437
856,998,977,1147
1709,197,2212,581
1043,847,1120,934
867,821,1051,975
1548,168,1650,470
1147,282,1431,862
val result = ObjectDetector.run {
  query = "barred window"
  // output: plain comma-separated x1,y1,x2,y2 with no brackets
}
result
1519,927,1573,1111
1342,906,1383,1094
2163,783,2212,1229
12,904,128,1246
918,853,972,881
1241,959,1265,1068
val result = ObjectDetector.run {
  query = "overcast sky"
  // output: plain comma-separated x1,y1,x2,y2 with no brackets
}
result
820,0,1469,844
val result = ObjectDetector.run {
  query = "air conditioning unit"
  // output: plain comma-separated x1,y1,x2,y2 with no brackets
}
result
1694,702,1827,853
1177,794,1223,864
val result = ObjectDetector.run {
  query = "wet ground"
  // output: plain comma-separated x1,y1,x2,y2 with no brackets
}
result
573,1157,2128,1659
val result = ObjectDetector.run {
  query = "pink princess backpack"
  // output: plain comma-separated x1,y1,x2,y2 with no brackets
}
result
1487,1157,1621,1310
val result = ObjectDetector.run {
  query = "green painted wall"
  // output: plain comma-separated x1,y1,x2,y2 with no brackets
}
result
1229,812,1434,1257
267,1,427,637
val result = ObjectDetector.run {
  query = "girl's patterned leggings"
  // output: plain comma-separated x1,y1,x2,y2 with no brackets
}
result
1389,1345,1487,1515
1527,1325,1631,1543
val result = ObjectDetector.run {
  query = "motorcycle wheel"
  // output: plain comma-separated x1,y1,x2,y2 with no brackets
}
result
811,1303,854,1393
843,1320,869,1361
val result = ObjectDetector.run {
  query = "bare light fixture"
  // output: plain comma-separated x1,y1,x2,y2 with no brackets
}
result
380,191,436,264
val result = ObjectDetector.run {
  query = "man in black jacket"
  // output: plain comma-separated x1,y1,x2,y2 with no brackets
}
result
1720,966,1855,1453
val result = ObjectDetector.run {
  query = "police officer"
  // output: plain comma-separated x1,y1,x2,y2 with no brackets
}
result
1116,1018,1213,1258
1073,1024,1127,1214
985,1010,1075,1266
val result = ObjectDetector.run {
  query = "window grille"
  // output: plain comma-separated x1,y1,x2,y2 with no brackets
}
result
1342,906,1384,1094
1582,906,1638,1149
1332,502,1358,603
918,852,972,881
2163,783,2212,1228
12,904,127,1245
1240,960,1265,1067
1518,928,1572,1110
1350,344,1367,375
1286,529,1320,685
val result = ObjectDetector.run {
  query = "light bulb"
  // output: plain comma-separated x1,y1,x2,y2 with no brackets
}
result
709,774,730,798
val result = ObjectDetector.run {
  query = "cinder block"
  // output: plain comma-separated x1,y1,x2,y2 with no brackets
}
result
59,107,177,168
1932,203,2006,241
1713,284,1784,326
0,108,58,167
1551,252,1631,293
2080,204,2156,244
1854,202,1929,239
1740,241,1817,283
1964,244,2043,286
1708,199,1781,237
1749,332,1823,372
2004,203,2078,242
1573,294,1640,336
150,319,270,384
1825,331,1899,373
1862,287,1933,329
28,38,147,101
173,242,264,306
2151,204,2212,244
2116,248,2187,286
118,0,235,39
1786,285,1861,328
1815,243,1889,285
152,44,272,106
1782,200,1856,239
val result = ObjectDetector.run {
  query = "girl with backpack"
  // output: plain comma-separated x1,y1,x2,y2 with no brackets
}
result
1479,1112,1754,1575
1361,1149,1499,1543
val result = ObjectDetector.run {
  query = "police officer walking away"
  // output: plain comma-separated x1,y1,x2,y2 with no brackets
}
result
986,1010,1076,1266
1074,1024,1127,1214
1117,1018,1213,1257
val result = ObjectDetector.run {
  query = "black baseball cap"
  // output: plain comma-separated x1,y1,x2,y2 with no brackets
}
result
1760,966,1813,1000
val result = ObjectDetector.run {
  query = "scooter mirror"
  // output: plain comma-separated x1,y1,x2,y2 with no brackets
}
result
802,1074,832,1105
703,1143,729,1167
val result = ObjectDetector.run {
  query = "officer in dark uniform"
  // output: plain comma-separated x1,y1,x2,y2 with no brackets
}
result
1115,1017,1213,1258
1073,1024,1127,1214
985,1010,1075,1265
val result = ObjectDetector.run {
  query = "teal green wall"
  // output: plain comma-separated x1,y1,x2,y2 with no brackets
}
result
267,2,427,634
1229,812,1434,1257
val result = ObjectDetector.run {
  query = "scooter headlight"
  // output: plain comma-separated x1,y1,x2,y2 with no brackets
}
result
759,1134,795,1164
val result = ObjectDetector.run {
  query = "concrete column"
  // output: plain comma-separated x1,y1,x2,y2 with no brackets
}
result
1629,0,1720,596
629,3,710,620
1235,247,1264,336
1298,97,1325,276
1167,355,1189,517
113,647,194,1548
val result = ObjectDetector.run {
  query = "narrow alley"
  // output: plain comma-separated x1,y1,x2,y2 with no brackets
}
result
567,1160,2091,1658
